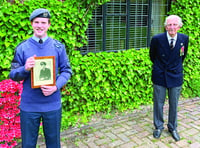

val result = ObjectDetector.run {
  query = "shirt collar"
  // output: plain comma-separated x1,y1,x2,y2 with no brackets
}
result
167,32,177,42
32,35,48,43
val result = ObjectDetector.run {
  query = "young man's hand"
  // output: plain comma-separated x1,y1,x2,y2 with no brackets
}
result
25,55,36,71
41,85,57,96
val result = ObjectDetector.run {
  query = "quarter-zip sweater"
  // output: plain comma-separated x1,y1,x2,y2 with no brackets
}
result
9,37,72,112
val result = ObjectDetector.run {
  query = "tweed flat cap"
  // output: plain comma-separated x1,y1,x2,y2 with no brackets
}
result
29,8,51,21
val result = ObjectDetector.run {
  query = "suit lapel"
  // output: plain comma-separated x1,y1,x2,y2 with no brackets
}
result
174,33,181,50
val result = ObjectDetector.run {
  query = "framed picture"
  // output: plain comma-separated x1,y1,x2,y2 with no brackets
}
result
31,56,55,88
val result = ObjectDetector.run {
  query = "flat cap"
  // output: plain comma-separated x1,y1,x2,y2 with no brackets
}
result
29,8,51,21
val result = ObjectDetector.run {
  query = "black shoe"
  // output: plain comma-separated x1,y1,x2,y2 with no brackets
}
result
153,129,162,139
169,130,180,141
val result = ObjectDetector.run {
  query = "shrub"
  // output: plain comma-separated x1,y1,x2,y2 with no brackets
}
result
61,49,153,128
0,79,23,147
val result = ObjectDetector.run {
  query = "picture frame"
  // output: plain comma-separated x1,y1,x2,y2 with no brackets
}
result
31,56,55,88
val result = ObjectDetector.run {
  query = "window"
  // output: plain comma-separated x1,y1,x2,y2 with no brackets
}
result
79,0,170,54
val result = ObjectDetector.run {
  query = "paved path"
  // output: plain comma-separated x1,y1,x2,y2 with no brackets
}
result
21,97,200,148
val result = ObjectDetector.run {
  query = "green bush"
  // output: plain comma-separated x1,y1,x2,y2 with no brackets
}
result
61,49,153,128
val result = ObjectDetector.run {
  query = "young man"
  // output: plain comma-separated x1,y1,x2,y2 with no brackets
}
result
9,8,72,147
150,15,189,141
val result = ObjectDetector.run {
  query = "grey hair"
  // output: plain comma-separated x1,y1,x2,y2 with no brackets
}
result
164,15,183,27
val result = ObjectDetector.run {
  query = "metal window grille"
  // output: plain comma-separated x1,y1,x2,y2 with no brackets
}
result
79,0,170,54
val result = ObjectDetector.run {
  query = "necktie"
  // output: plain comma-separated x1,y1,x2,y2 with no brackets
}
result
39,39,43,44
170,39,174,49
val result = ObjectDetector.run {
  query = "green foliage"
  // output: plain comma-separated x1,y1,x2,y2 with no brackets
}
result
169,0,199,47
182,46,200,98
169,0,200,98
0,0,109,80
61,49,153,129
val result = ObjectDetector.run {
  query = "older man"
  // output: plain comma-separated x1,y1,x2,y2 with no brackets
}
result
150,15,189,141
9,8,72,147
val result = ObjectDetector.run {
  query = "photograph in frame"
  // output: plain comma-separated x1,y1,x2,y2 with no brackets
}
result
31,56,55,88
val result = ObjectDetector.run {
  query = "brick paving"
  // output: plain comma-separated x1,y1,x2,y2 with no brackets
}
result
19,97,200,148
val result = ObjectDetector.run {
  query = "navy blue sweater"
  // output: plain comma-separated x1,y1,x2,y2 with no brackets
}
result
9,37,72,112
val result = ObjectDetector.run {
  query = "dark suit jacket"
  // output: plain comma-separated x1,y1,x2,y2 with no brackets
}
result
150,32,189,88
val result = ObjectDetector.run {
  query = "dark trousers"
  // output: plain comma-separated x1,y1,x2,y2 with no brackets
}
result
153,84,182,131
20,108,61,148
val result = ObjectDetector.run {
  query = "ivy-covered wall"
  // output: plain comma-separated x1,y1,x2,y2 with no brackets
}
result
169,0,200,98
61,49,153,127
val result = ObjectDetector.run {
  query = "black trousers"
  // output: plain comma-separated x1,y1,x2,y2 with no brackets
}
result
153,84,182,131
